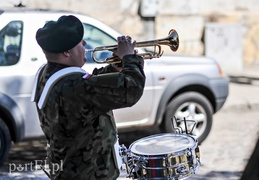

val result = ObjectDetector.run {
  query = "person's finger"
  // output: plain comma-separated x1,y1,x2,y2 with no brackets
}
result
126,36,132,42
132,40,136,46
120,36,126,41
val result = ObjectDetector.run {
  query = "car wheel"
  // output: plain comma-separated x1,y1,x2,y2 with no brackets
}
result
0,118,11,166
161,91,213,144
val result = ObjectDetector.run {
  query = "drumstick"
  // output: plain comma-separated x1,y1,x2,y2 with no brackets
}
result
184,117,188,134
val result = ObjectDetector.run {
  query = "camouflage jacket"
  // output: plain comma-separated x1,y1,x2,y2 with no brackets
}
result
33,55,145,180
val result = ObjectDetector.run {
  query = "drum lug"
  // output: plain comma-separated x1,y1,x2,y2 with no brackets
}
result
119,144,128,156
187,148,193,160
118,144,130,172
176,164,189,174
186,147,201,175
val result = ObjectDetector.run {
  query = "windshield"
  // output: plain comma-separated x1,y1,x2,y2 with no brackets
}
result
83,23,117,63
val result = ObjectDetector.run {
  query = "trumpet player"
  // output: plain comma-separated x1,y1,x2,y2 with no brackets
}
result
32,15,145,180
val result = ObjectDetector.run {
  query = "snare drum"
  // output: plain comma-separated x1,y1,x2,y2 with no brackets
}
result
128,133,200,180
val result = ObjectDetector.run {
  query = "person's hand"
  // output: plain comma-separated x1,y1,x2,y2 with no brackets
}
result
113,36,136,59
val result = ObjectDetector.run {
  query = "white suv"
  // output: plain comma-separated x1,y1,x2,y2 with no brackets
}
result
0,8,228,165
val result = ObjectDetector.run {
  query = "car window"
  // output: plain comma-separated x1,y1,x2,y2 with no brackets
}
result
0,21,23,66
82,23,117,63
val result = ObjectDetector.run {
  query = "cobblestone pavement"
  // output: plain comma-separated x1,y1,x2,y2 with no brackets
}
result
0,81,259,180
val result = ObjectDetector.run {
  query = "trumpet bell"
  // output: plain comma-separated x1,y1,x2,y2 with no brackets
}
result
168,29,179,51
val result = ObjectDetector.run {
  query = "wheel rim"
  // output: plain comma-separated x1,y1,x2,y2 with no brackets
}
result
174,102,207,139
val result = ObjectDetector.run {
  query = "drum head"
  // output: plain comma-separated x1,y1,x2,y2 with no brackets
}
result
130,133,196,156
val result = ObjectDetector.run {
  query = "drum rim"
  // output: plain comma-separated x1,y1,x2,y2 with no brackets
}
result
129,133,198,156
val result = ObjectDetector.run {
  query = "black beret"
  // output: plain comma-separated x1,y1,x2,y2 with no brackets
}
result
36,15,84,53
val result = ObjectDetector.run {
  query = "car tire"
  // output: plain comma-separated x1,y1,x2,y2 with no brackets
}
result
161,91,213,144
0,118,11,166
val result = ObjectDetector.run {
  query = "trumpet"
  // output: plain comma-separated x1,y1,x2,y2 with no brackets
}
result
85,29,179,64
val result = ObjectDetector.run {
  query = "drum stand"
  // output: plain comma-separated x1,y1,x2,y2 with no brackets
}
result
170,116,197,136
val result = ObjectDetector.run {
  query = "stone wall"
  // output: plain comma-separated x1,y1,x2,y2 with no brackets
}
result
1,0,259,70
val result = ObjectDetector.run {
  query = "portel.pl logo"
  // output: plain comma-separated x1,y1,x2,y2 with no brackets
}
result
9,160,63,174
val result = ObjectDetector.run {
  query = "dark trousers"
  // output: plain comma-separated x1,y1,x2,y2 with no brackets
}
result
240,137,259,180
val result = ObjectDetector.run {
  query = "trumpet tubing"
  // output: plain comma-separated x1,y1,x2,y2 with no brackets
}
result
85,29,179,64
